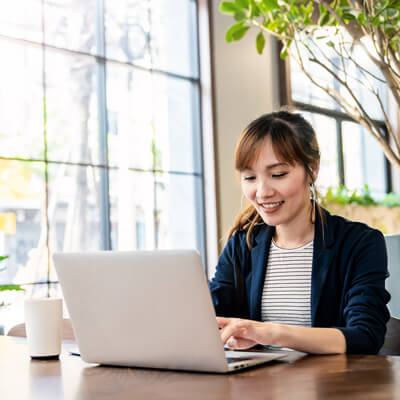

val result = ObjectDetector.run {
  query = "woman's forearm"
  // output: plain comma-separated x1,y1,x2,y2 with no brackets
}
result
217,317,347,354
272,324,347,354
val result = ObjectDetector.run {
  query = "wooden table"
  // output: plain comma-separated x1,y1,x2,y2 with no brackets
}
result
1,336,400,399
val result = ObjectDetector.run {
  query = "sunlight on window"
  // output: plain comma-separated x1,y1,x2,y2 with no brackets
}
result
0,0,204,332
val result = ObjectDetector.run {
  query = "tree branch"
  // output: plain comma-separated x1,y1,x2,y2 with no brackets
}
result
252,19,294,42
340,40,386,83
376,94,400,156
308,56,386,141
301,39,379,113
290,40,362,119
387,43,400,80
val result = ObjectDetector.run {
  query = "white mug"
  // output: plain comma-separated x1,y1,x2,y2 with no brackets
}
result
24,298,63,359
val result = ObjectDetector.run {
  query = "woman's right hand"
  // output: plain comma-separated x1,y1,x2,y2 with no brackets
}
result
217,317,278,350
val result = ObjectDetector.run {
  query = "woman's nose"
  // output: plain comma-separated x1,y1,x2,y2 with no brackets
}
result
256,180,274,200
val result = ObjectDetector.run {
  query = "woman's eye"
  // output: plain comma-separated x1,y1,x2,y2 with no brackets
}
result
243,176,256,181
272,172,288,178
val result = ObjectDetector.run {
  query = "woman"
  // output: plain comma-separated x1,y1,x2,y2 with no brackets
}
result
209,111,390,354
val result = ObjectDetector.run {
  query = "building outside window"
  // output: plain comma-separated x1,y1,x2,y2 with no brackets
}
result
0,0,205,331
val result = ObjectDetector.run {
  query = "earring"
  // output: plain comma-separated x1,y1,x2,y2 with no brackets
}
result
309,182,316,201
310,182,316,222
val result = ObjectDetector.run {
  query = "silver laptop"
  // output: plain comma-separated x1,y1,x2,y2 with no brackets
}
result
53,249,285,373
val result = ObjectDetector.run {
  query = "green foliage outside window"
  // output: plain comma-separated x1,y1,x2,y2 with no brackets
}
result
0,256,24,307
321,185,400,208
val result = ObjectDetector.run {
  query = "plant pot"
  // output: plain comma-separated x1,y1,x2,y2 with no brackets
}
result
323,203,400,234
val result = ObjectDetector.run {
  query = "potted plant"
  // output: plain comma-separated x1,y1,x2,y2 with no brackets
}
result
321,185,400,234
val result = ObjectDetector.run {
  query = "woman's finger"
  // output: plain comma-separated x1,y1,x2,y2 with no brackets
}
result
216,317,231,328
226,336,256,350
220,320,249,343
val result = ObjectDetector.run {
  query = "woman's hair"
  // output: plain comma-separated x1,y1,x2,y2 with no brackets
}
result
227,110,324,248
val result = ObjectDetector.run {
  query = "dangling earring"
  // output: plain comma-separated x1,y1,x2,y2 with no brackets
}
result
309,182,316,201
310,182,316,223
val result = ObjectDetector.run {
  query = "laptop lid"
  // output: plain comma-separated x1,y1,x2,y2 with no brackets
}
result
54,250,233,372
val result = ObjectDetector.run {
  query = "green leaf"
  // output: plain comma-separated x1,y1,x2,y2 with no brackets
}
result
357,12,365,25
0,255,8,262
372,15,383,26
383,8,399,18
290,5,299,17
318,6,330,26
0,284,24,292
266,19,281,31
390,37,399,50
232,25,250,40
326,40,335,47
342,12,356,21
225,21,245,42
320,12,330,26
305,1,313,14
234,10,247,21
220,1,238,14
383,25,396,35
235,0,249,8
260,0,279,12
256,32,266,54
280,41,291,59
249,0,260,17
304,15,312,25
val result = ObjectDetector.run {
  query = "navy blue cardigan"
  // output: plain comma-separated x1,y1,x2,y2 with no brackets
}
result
209,209,391,354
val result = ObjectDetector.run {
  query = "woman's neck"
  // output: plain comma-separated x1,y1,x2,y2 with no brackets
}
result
273,207,315,249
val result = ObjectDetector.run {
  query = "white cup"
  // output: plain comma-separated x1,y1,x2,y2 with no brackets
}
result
24,298,63,359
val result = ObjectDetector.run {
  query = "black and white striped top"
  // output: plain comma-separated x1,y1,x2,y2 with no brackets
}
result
261,239,313,326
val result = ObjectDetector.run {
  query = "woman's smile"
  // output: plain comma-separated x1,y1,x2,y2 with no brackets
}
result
258,201,285,213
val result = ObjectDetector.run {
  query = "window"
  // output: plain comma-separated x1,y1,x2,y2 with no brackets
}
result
280,37,391,197
0,0,205,330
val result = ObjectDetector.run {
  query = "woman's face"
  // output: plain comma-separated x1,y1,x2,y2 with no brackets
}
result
240,136,314,228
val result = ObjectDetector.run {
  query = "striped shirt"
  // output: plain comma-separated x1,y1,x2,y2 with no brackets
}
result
261,239,313,327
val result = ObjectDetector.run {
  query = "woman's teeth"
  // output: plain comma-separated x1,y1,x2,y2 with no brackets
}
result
262,201,283,209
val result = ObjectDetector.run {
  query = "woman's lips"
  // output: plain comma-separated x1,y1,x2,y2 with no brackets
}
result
259,201,284,213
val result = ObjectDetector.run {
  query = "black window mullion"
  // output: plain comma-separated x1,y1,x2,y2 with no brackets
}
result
384,127,392,193
337,120,345,186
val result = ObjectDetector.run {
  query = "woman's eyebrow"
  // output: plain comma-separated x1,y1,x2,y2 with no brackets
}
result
241,162,288,172
266,162,288,170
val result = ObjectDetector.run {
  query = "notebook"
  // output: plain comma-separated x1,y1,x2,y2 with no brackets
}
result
53,249,285,373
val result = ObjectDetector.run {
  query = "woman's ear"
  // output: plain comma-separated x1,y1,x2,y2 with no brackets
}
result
311,161,320,182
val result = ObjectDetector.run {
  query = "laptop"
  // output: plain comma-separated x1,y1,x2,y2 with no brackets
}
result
53,249,285,373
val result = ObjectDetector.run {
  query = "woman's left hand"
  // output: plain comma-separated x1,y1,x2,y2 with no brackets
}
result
216,317,278,350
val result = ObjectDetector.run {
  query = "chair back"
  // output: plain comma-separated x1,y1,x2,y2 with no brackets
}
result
384,234,400,318
379,317,400,356
7,318,75,340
